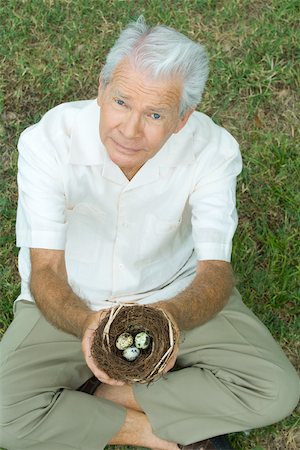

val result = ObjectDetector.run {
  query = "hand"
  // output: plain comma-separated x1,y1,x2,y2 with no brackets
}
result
81,310,125,386
152,304,180,375
163,341,179,374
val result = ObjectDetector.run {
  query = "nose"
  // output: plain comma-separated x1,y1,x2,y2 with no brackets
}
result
120,111,142,139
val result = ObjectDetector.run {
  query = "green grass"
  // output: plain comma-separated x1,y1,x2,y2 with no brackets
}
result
1,1,299,449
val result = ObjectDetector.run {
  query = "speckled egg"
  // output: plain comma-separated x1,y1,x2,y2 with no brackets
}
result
115,332,133,350
122,346,140,361
135,331,151,349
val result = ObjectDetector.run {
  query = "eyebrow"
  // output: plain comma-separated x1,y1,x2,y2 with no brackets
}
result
112,89,170,113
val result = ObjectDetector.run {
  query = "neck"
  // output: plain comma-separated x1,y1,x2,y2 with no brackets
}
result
121,165,143,181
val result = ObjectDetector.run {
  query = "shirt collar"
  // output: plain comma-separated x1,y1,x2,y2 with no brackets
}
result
69,99,105,165
150,124,196,167
69,98,196,167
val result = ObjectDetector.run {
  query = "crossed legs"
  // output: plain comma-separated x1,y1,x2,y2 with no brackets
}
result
0,291,298,450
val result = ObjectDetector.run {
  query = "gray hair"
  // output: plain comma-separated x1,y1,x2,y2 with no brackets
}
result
100,16,209,116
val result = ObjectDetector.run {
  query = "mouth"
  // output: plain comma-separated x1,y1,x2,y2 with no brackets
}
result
111,138,143,154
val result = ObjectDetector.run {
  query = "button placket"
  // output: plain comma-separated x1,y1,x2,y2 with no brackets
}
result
111,190,129,295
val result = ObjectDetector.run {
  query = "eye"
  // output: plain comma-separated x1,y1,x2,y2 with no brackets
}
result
115,98,125,106
150,113,161,120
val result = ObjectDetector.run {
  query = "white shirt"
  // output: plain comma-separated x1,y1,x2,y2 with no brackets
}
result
15,99,242,310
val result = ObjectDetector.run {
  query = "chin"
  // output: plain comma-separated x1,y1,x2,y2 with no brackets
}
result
110,152,135,168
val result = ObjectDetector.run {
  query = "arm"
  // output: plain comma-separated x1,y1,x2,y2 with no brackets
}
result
30,248,95,338
154,259,234,331
30,248,124,385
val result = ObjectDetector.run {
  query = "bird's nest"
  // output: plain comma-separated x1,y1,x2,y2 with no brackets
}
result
91,304,179,384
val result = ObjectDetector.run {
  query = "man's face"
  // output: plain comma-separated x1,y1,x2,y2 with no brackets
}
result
97,60,192,179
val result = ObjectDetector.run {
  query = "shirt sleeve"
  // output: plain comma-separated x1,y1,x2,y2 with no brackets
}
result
16,120,67,250
189,128,242,262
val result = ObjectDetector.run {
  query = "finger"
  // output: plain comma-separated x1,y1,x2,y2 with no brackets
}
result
82,310,124,385
93,371,125,386
163,359,175,374
102,379,125,386
163,348,178,373
85,354,124,385
94,369,125,386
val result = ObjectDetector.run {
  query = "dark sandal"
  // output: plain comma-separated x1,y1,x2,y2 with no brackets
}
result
76,375,101,395
178,435,234,450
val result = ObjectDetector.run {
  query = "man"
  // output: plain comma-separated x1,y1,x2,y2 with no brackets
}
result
0,16,298,450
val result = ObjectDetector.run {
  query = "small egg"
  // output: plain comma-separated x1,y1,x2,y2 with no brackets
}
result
135,331,151,349
123,346,140,361
115,332,133,350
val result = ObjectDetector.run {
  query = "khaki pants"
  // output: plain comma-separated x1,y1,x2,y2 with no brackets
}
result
0,289,299,449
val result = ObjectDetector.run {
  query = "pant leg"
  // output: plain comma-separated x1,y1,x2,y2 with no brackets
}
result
0,301,126,450
133,288,299,446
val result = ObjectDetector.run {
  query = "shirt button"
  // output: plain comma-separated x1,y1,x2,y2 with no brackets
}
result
119,263,124,270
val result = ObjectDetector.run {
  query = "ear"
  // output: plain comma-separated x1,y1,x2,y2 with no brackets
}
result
174,109,194,134
97,78,105,107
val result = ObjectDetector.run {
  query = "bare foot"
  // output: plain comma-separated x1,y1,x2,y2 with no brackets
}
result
108,408,179,450
95,384,179,449
94,382,142,411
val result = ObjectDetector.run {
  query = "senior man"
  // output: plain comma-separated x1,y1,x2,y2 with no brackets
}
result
0,17,298,450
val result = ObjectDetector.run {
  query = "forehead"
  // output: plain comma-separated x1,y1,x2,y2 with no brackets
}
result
107,60,182,111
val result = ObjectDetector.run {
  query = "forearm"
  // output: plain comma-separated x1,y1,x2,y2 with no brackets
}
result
154,261,234,330
30,267,93,338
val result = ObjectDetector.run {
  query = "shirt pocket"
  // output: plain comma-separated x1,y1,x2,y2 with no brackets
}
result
65,203,105,263
139,214,182,263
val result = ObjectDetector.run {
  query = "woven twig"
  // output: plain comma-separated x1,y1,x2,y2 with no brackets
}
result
91,304,179,383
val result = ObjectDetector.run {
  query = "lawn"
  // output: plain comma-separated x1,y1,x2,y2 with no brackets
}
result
0,1,299,449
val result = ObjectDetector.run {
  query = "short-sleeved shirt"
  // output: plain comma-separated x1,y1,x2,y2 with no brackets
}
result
15,99,242,310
